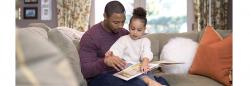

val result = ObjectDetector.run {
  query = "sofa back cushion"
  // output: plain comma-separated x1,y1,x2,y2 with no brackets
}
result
28,23,51,32
16,29,78,86
17,27,49,40
52,27,84,50
144,34,160,61
54,27,84,40
48,29,87,86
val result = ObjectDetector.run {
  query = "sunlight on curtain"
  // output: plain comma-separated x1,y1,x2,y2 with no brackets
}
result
57,0,91,32
193,0,232,31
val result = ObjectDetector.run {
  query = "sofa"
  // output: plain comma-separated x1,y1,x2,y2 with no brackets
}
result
16,23,231,86
144,30,231,86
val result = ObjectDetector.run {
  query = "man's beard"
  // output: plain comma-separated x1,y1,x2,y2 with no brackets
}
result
111,29,119,34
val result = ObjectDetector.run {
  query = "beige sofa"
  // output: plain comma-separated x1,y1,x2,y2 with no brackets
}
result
16,23,231,86
16,24,86,86
145,30,231,86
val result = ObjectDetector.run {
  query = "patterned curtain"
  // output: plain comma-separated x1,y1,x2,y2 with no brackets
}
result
57,0,91,32
193,0,232,31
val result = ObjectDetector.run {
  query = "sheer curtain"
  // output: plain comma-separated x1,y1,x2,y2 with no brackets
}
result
57,0,91,32
193,0,232,31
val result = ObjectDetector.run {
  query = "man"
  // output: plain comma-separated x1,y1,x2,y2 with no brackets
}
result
79,1,147,86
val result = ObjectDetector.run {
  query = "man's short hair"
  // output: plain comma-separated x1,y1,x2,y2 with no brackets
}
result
104,1,126,17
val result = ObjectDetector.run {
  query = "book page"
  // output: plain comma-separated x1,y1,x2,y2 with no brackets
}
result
113,63,158,81
151,60,184,65
113,60,183,81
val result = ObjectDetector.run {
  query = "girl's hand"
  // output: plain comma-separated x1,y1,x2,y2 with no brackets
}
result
142,76,162,86
148,79,162,86
141,58,150,73
141,63,150,73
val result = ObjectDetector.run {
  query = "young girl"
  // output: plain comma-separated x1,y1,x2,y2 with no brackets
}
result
105,7,163,86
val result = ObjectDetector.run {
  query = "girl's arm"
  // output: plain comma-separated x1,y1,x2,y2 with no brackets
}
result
141,57,150,73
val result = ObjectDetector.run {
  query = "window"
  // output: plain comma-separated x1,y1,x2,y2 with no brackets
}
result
90,0,189,33
93,0,134,29
146,0,187,33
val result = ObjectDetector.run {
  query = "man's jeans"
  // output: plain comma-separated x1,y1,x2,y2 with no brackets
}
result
88,71,169,86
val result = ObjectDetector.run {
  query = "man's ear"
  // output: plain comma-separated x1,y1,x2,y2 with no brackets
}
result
103,13,107,19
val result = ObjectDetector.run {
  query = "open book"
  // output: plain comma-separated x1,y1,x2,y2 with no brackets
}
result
113,60,183,81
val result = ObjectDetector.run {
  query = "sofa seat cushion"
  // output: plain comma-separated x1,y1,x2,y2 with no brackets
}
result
157,73,223,86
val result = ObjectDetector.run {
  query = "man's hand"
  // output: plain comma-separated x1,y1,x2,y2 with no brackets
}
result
104,51,126,71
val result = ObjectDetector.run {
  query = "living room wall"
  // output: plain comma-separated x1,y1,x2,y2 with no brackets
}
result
16,0,57,28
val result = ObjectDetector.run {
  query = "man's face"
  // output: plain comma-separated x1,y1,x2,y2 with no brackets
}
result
106,13,126,33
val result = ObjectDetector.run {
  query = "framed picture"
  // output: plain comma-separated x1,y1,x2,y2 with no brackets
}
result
24,0,38,4
23,7,38,19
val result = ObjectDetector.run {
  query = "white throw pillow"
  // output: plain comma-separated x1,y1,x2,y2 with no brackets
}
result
160,37,198,74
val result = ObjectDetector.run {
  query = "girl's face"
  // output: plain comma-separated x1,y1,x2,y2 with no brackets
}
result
129,19,146,40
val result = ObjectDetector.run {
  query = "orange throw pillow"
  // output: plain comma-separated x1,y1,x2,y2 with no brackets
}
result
199,26,223,45
189,26,232,86
208,34,232,85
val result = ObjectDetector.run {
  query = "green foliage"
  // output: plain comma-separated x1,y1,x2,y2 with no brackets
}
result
148,16,186,33
146,0,187,33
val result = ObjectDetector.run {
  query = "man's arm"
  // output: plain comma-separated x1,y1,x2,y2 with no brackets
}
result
79,34,108,79
104,51,126,71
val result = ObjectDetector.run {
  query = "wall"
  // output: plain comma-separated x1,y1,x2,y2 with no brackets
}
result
16,0,57,28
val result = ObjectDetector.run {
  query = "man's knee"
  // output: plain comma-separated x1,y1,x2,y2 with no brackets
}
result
88,72,125,86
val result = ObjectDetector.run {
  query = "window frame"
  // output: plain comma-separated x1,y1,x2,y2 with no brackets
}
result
89,0,193,32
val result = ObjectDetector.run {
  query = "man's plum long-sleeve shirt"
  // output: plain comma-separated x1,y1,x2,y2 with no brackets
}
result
79,22,129,80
